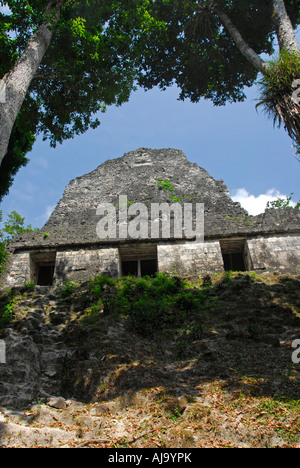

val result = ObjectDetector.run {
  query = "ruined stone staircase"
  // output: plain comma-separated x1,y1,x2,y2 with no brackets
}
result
0,286,73,409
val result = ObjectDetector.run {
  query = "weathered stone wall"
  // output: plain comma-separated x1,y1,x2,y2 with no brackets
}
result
54,247,120,284
2,232,300,288
247,234,300,274
3,252,31,288
158,234,300,276
157,241,224,276
2,247,120,288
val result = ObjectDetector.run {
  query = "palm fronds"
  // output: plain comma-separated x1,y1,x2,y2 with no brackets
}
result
256,50,300,149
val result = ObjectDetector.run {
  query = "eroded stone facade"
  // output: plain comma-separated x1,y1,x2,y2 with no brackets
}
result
2,148,300,287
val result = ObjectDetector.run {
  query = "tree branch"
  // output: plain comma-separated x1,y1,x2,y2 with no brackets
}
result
207,1,269,74
215,12,268,74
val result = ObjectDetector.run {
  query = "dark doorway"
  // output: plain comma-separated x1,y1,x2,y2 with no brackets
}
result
220,239,248,272
119,244,158,277
141,259,157,277
121,259,158,277
37,264,55,286
122,260,139,277
222,252,246,272
30,251,57,285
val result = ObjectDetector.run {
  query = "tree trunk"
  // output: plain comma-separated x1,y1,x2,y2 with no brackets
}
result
271,1,300,149
0,1,63,168
272,0,300,53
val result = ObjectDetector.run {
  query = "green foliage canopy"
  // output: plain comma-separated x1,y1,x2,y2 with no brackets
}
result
0,210,37,242
0,0,164,198
137,0,300,105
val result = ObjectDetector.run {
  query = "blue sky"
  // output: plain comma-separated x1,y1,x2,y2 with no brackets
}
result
0,9,299,228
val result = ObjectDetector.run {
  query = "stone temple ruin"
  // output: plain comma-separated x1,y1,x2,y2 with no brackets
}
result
3,148,300,287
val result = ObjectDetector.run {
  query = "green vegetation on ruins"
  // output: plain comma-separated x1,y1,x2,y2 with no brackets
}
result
0,271,300,447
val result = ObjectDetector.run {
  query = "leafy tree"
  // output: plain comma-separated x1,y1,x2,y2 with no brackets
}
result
0,210,38,276
137,0,300,152
0,210,38,242
0,0,162,177
266,192,300,209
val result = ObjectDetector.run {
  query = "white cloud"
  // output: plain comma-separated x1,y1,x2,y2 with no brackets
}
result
45,205,55,219
34,205,55,228
231,188,296,216
34,157,49,170
10,181,37,203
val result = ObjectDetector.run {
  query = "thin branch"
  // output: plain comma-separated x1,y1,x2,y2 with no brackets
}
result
207,1,269,75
